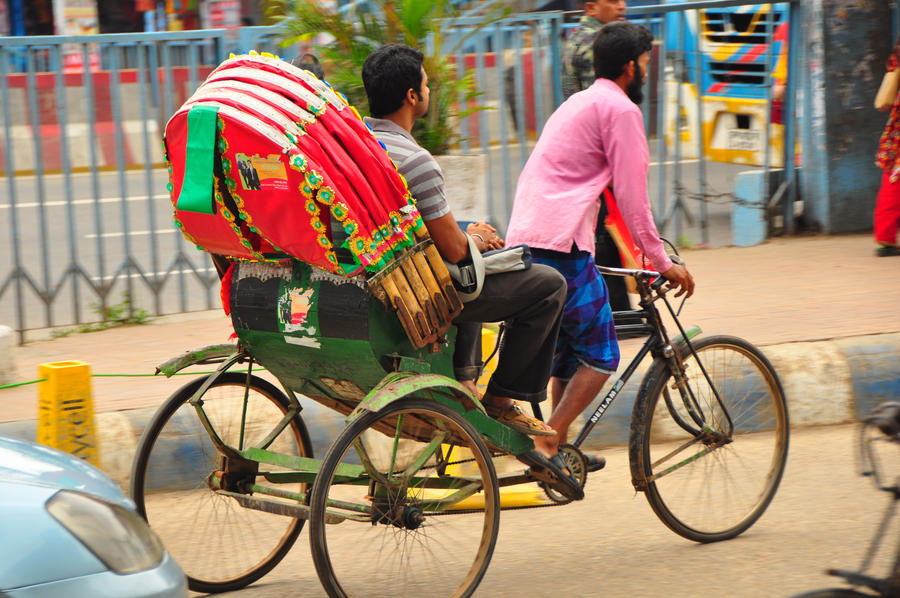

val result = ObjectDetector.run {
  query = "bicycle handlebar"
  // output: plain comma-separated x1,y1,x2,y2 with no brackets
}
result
597,252,686,293
596,265,659,280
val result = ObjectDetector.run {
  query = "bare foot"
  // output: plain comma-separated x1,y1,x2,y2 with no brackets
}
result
458,379,479,397
532,433,560,460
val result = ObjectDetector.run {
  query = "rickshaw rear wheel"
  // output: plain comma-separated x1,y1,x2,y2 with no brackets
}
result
309,398,500,598
130,373,312,593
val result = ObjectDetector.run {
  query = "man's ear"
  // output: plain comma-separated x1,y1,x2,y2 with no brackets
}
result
405,87,418,105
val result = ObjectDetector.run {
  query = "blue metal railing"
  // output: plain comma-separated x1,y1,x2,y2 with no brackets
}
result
0,27,289,340
0,1,800,341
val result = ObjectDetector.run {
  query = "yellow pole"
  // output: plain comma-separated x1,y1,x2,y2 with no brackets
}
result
37,361,98,466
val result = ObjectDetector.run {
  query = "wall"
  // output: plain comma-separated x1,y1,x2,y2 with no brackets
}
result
802,0,893,233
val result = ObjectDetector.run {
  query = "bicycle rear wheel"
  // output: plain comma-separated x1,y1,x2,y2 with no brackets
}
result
130,372,312,593
309,398,500,598
629,335,789,542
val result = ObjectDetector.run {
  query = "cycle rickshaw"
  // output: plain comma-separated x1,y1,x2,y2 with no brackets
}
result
129,52,790,598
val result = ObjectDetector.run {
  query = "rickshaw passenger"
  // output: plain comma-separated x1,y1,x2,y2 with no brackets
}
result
505,23,695,472
361,44,564,439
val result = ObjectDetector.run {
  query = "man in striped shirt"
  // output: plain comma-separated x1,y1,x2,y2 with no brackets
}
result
362,45,584,498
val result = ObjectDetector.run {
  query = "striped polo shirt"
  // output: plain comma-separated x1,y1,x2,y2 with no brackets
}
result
363,117,450,221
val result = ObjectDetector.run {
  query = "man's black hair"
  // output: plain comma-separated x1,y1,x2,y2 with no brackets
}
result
291,53,324,80
362,44,425,118
592,21,653,80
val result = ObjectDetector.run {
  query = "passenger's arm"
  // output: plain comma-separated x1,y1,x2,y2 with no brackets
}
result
424,215,504,262
425,213,470,263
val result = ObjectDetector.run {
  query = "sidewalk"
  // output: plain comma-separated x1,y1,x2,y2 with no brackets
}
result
1,233,898,486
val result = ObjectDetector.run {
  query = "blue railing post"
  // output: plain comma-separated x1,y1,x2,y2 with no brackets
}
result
783,0,800,234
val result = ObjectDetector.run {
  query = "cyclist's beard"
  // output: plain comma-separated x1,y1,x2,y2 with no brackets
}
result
627,70,645,105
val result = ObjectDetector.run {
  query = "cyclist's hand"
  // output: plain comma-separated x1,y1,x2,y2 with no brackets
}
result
661,263,695,298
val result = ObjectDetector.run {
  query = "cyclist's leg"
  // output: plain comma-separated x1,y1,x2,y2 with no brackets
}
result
530,249,619,453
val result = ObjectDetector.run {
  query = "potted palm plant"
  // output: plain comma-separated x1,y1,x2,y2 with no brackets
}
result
272,0,501,158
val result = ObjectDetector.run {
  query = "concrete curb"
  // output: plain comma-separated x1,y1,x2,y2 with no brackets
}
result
1,332,898,490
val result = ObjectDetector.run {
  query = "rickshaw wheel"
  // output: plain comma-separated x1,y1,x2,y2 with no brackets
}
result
130,373,312,593
309,398,500,598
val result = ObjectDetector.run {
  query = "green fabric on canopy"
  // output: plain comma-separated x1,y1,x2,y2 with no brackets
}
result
176,105,219,214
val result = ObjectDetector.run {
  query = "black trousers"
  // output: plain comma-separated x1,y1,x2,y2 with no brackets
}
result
452,264,566,403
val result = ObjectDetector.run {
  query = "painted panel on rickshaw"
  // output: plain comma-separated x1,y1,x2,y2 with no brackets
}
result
230,259,456,412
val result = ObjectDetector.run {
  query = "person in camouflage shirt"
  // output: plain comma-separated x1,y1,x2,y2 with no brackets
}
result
562,0,638,335
563,0,627,98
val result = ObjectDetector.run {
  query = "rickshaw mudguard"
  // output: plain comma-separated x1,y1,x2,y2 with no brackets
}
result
155,343,242,377
347,373,535,457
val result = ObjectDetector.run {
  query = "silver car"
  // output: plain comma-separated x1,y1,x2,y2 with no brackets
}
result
0,436,187,598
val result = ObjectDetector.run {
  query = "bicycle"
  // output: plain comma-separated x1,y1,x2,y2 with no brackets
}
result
129,249,790,598
790,403,900,598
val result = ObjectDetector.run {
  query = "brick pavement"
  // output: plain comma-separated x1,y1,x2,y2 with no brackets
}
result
1,232,897,425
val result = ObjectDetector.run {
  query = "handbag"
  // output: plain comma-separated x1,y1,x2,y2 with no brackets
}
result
444,236,533,303
875,68,900,111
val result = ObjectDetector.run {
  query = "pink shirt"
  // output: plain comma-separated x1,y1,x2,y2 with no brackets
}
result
506,78,672,273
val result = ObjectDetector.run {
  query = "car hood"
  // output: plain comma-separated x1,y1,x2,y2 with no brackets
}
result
0,436,126,504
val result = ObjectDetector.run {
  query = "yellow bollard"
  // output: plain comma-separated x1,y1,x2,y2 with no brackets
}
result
37,361,98,466
475,324,500,395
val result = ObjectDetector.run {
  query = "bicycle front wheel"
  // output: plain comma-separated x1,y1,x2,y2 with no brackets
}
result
629,335,789,542
309,398,500,598
130,372,312,593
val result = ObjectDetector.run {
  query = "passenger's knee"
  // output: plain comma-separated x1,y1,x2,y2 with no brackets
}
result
530,264,567,307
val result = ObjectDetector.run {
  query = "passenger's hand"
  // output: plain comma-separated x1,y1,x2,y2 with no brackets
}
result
661,263,695,298
467,222,505,251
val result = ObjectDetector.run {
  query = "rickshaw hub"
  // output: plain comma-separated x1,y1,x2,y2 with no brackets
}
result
373,501,426,530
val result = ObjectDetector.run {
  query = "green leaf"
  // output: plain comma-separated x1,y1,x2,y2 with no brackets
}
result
273,0,503,155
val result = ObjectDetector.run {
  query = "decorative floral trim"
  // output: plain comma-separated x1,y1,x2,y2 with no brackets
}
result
175,53,427,275
213,122,268,260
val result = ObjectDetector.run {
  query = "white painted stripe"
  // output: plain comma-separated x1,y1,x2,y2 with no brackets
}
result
5,168,169,182
85,229,177,239
89,267,216,283
0,194,170,209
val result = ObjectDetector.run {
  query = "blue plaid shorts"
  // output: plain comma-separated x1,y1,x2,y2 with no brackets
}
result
531,248,620,380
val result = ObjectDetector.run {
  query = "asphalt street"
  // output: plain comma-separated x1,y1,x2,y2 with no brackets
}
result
183,424,898,598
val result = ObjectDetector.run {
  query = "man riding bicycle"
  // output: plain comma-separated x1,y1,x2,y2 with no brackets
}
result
506,22,695,482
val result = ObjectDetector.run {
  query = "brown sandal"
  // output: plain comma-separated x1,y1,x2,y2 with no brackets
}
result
484,402,556,436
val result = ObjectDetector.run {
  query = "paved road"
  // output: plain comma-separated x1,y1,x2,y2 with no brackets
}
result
179,424,896,598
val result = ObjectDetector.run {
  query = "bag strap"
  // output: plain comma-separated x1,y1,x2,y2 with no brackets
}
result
444,234,485,302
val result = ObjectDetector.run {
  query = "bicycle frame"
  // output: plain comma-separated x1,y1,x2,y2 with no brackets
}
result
568,265,732,451
825,425,900,596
